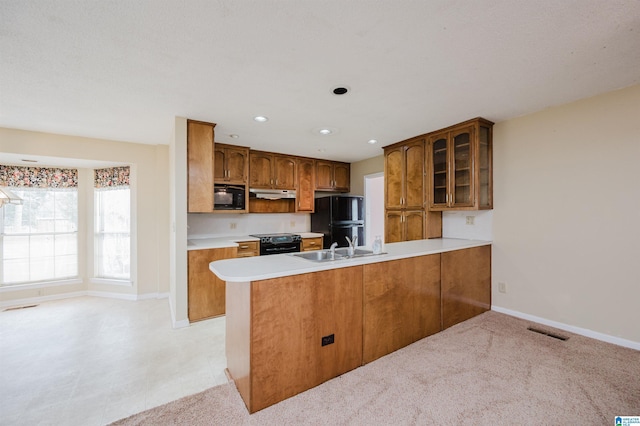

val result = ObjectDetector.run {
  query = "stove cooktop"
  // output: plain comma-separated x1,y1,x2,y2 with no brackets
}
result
249,233,301,244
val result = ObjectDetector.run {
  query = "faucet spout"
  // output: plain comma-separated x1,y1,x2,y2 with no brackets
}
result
345,236,357,256
329,242,338,259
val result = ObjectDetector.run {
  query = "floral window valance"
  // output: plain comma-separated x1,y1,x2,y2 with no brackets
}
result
0,164,78,188
94,166,130,188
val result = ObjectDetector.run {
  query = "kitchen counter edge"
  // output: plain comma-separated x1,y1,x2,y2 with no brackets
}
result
210,238,491,282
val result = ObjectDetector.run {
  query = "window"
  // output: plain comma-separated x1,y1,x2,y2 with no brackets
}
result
0,166,78,286
94,167,130,281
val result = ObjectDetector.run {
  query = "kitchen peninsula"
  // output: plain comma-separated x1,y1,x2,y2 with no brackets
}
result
210,238,491,413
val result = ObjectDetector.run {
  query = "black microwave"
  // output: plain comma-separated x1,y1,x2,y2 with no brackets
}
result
214,184,246,210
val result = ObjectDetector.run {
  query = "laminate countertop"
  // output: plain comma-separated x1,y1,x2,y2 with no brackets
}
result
187,232,324,251
210,238,491,282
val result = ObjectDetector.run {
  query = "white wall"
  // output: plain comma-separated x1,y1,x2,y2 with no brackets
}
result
0,127,170,303
492,84,640,344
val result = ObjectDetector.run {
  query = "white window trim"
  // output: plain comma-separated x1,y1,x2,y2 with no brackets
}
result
0,278,83,293
89,277,133,287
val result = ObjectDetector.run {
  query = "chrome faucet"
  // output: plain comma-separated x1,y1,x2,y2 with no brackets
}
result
329,242,338,259
345,236,358,256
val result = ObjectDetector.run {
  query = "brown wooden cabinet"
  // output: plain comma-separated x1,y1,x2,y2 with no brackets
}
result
428,117,493,211
214,143,249,184
227,266,363,413
315,160,350,192
187,247,236,321
384,210,433,243
441,245,491,329
301,236,323,251
236,240,259,257
296,158,315,212
384,136,442,243
363,255,441,364
187,120,215,213
249,151,297,190
384,137,426,210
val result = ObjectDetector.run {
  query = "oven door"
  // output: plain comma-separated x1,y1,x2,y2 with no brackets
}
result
260,242,301,256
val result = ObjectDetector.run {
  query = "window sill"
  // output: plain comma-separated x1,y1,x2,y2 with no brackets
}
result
90,278,133,287
0,278,83,293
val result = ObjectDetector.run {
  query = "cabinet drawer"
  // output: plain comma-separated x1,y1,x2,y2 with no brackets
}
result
302,237,323,251
237,241,259,257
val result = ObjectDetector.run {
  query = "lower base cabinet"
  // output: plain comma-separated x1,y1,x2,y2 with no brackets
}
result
441,245,492,329
227,266,363,413
225,245,491,413
187,247,237,321
363,255,441,363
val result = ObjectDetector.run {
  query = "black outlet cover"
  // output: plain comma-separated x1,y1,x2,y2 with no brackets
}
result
321,334,335,346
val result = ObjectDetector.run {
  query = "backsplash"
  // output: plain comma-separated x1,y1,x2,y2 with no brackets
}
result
442,210,493,241
188,213,311,238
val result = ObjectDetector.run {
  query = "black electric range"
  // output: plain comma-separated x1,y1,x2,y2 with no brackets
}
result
249,233,302,256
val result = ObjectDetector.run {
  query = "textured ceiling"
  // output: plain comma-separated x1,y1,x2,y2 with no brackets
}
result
1,0,639,163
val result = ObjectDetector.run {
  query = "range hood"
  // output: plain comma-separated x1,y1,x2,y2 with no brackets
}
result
249,188,296,200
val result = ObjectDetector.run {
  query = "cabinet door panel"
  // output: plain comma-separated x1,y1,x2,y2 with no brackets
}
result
384,210,403,243
451,126,474,207
404,140,425,209
226,147,248,183
187,121,214,213
363,254,441,363
274,155,296,189
384,147,403,209
188,247,236,321
404,210,424,241
333,163,350,192
250,267,363,412
249,153,273,188
429,132,449,209
296,158,315,212
315,161,333,190
214,146,226,181
441,245,491,329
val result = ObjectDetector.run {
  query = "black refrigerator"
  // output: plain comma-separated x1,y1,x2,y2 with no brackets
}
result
311,196,365,249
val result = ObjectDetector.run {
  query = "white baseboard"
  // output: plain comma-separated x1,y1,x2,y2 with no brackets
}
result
491,305,640,351
87,291,137,301
0,291,86,309
167,294,189,329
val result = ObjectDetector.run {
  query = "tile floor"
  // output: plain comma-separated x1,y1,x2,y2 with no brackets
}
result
0,296,228,425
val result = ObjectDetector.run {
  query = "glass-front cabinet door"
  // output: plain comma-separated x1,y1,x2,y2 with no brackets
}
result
450,125,474,208
428,118,493,211
430,132,449,209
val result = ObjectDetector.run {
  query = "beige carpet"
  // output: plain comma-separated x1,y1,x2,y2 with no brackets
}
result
111,311,640,425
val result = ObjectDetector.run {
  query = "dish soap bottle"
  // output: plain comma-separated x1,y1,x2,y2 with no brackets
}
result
372,235,383,254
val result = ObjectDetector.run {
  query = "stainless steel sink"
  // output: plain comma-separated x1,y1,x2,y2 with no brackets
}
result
334,248,374,256
291,250,345,261
290,248,384,262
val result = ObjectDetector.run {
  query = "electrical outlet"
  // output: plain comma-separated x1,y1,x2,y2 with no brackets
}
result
498,282,507,293
290,221,296,228
466,216,475,225
321,334,335,347
229,222,237,230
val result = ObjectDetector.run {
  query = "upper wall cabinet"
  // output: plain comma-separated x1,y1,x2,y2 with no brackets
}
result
384,136,426,210
296,157,315,212
428,117,493,211
249,151,297,190
214,143,249,184
187,120,215,213
315,160,350,192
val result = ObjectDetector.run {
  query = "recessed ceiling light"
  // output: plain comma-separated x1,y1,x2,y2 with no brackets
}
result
319,129,332,135
254,116,268,122
332,86,349,95
367,139,378,145
229,134,239,139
